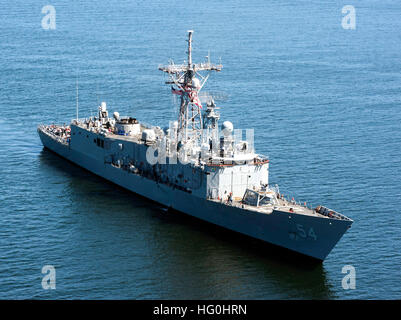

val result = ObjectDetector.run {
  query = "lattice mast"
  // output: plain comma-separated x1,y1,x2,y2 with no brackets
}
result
159,30,222,145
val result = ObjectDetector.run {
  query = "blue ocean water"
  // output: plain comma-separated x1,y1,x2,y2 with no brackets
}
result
0,0,400,299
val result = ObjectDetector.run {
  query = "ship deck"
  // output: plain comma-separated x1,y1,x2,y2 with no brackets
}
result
211,197,323,218
76,122,144,143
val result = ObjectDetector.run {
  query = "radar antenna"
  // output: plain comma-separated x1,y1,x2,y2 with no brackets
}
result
76,76,79,122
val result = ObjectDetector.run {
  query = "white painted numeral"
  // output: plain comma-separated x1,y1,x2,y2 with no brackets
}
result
308,227,317,240
296,224,317,240
296,224,306,238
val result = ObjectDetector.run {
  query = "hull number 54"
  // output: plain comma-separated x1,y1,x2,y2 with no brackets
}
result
296,224,317,240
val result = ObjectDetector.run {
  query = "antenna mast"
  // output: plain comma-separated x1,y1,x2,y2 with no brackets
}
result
187,30,193,67
159,30,222,145
76,77,79,121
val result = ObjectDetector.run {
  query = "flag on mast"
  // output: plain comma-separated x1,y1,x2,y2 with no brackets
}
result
171,87,183,95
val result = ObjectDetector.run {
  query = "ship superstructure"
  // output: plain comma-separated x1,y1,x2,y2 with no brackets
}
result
38,31,353,261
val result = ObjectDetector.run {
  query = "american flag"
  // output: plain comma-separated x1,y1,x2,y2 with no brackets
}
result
171,86,202,108
171,87,183,95
189,90,202,109
191,94,202,109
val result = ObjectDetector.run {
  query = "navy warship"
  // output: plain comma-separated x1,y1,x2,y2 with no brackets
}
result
38,31,353,261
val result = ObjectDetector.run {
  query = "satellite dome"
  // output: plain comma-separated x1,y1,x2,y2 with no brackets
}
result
192,77,201,89
221,121,233,135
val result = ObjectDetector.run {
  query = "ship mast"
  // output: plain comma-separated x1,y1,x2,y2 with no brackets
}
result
76,77,79,122
159,30,222,145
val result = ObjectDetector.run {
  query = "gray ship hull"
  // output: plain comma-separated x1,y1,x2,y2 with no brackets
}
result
38,129,352,261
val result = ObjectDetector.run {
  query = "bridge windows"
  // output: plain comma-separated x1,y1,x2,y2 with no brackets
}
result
242,189,259,206
258,196,272,206
242,189,275,207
